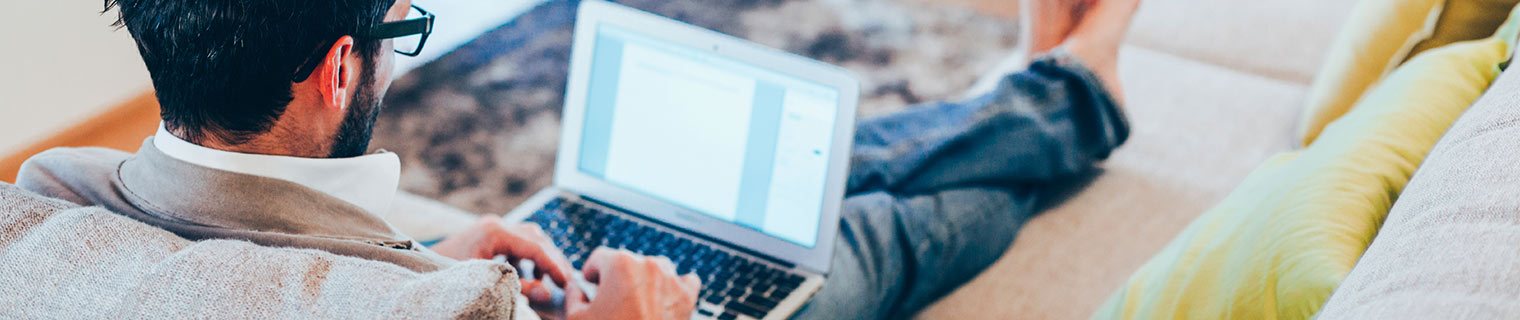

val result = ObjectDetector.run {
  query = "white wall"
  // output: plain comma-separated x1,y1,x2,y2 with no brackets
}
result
0,0,542,156
0,1,151,155
397,0,546,74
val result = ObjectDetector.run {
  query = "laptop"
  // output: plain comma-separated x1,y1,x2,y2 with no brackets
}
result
500,1,860,319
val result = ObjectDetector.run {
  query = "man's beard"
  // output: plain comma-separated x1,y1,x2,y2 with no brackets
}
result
328,63,384,158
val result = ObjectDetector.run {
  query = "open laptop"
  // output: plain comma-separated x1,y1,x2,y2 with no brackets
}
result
500,1,860,319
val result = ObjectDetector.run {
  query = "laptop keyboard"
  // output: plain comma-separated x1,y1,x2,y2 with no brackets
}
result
526,197,808,320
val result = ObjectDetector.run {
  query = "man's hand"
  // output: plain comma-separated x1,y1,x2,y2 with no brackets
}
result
567,248,701,320
430,216,574,302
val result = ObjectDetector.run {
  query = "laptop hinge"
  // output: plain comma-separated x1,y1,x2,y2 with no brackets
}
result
578,195,798,270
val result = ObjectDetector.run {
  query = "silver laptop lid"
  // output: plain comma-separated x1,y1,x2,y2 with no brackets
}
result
553,0,859,274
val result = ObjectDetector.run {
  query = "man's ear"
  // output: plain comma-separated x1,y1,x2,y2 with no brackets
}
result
317,36,358,111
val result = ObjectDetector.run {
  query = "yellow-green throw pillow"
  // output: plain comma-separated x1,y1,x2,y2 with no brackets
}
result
1296,0,1442,148
1297,0,1520,148
1094,7,1520,320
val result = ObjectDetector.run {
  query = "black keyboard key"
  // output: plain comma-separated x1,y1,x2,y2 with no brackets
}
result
675,238,693,252
633,242,655,254
704,294,725,305
697,309,715,317
724,301,768,319
753,283,776,297
654,233,674,248
723,287,746,299
772,287,793,298
779,274,805,288
605,233,627,245
732,275,754,287
694,256,712,267
714,269,736,284
762,269,782,281
698,263,719,279
742,295,779,309
717,312,738,320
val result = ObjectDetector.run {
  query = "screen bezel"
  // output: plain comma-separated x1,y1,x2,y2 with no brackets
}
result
555,0,859,274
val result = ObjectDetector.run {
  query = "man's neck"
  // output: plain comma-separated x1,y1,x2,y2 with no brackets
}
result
170,122,333,159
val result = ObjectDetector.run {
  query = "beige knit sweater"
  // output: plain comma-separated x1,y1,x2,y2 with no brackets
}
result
0,183,520,318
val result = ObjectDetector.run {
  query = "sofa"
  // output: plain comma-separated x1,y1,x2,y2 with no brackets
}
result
370,0,1369,318
0,0,1371,318
391,0,1371,317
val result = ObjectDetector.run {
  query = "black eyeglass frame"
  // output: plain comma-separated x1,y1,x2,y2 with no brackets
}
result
367,4,434,57
291,4,435,82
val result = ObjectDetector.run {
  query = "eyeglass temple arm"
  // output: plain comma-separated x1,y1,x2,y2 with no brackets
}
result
294,6,433,79
365,17,431,39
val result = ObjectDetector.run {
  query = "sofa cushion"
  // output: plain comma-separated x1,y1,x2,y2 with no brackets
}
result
918,44,1311,319
1123,0,1358,85
1316,25,1520,320
1093,9,1520,318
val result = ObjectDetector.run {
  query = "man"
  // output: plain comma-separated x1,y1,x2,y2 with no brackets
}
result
16,0,1138,318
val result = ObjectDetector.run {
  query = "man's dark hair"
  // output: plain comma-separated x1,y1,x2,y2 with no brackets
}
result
104,0,397,145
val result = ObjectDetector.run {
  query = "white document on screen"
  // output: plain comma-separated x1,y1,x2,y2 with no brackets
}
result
601,42,756,222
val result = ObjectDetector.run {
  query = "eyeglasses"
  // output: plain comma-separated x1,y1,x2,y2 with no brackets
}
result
367,4,434,57
290,4,435,82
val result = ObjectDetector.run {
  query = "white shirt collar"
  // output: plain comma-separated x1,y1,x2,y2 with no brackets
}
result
153,123,402,217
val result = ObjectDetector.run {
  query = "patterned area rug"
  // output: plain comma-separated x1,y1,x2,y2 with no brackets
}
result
371,0,1019,214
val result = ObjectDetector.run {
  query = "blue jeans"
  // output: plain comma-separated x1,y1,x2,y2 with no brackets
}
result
791,50,1130,319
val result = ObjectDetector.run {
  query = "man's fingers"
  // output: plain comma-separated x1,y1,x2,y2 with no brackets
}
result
565,277,588,303
564,279,593,318
502,244,570,285
680,274,702,295
651,256,676,276
520,279,555,304
501,223,573,286
580,247,622,283
526,246,572,286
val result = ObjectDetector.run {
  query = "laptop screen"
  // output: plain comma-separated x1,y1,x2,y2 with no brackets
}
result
575,24,840,249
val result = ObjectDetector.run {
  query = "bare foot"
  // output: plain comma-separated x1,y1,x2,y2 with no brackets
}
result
1062,0,1141,103
1022,0,1091,56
